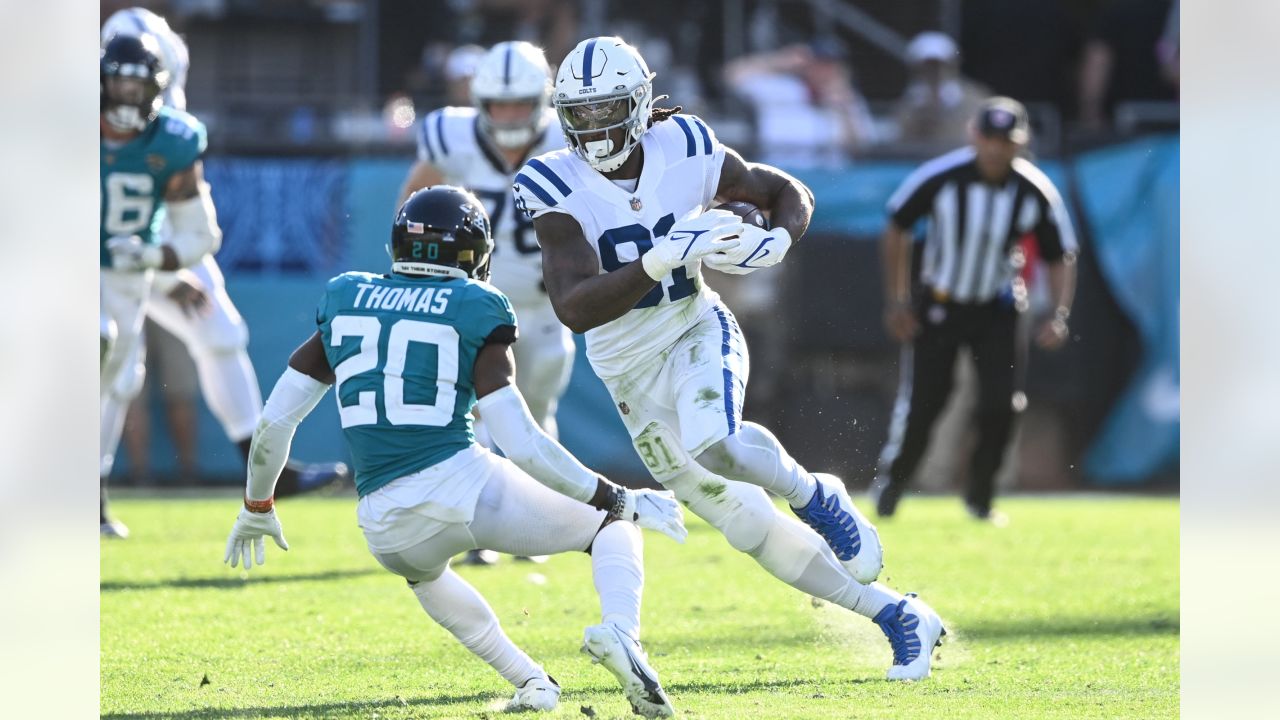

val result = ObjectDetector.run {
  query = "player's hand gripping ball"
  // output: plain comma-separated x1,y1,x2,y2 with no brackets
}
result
704,201,793,275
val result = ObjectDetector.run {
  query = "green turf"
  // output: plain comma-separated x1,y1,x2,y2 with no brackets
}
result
101,494,1178,719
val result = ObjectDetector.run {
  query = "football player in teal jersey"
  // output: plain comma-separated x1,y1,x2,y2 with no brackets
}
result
100,33,221,537
221,187,686,717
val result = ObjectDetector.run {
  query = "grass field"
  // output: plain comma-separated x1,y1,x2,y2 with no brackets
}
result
101,494,1178,719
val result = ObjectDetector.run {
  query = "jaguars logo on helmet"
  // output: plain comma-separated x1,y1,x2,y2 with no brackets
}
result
390,186,495,281
101,33,170,132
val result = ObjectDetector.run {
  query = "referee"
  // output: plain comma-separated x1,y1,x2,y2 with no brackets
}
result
871,96,1078,522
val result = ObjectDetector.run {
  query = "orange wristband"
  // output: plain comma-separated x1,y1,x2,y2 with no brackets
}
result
244,495,274,513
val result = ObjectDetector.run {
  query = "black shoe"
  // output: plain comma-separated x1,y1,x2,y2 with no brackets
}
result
275,461,350,498
459,549,500,566
869,475,904,518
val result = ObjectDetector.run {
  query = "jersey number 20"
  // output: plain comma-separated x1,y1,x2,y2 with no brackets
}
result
330,316,458,428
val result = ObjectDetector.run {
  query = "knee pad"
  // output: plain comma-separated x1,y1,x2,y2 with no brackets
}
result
709,483,775,553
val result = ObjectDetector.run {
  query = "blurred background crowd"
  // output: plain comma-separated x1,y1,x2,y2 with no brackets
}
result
102,0,1179,497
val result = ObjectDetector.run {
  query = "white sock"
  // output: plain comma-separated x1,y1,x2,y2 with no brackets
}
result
195,348,263,442
100,392,130,477
590,520,643,639
827,580,904,619
411,569,544,686
697,422,818,508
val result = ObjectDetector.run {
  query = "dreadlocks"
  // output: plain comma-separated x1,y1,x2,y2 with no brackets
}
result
649,100,683,126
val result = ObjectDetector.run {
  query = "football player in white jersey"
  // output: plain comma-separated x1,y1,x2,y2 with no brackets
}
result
400,41,573,439
100,8,348,539
514,37,947,683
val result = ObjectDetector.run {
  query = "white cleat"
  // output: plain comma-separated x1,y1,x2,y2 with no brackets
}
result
581,624,674,718
794,473,883,584
506,674,560,712
100,519,130,539
874,593,947,681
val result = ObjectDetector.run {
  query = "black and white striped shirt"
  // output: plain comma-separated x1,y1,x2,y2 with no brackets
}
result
887,147,1078,304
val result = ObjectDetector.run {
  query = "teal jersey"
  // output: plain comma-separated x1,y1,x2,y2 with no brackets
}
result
317,271,518,498
100,106,207,267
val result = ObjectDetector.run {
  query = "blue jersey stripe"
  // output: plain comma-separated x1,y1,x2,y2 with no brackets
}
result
582,38,598,87
434,111,449,156
527,158,572,197
692,117,712,154
515,173,557,207
419,116,437,162
712,305,740,435
672,116,697,157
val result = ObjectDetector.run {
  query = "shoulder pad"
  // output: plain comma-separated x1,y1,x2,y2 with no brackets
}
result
653,114,718,160
418,106,478,164
513,151,576,214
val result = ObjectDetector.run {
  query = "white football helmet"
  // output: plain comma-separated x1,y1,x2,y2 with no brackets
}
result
470,41,553,149
553,37,655,173
101,7,189,110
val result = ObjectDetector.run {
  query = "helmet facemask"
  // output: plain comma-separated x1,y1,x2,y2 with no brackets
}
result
476,97,545,149
100,35,168,133
555,83,650,173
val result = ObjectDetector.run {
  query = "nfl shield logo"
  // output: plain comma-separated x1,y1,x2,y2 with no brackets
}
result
630,197,642,212
618,402,630,415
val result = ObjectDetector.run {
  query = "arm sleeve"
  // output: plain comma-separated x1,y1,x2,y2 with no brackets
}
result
476,385,599,504
886,163,943,229
686,115,727,209
245,368,331,502
475,287,519,343
164,181,221,265
513,159,574,220
1023,168,1079,263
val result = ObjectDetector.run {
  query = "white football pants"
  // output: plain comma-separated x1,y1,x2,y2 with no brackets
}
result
100,254,261,477
368,453,644,687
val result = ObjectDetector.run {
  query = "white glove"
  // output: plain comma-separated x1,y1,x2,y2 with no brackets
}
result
641,209,742,281
106,235,165,272
704,224,793,275
617,488,688,544
223,507,289,570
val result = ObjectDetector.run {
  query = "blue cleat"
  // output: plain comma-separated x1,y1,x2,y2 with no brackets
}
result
874,593,946,681
275,461,350,497
792,473,883,583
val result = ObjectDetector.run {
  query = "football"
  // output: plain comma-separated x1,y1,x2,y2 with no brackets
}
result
714,200,768,229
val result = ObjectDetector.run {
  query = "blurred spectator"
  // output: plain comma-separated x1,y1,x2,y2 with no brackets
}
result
960,0,1083,119
443,43,486,106
893,32,990,151
1078,0,1179,131
724,37,877,167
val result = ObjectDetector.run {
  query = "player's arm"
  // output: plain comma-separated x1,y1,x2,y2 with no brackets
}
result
715,145,814,243
159,161,222,270
535,213,661,333
473,340,687,542
397,159,445,206
224,333,334,569
880,219,918,343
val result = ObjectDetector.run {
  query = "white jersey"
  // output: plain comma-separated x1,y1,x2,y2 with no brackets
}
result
101,8,190,110
514,114,727,379
417,106,564,309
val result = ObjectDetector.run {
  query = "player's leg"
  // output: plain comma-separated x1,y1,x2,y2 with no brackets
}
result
635,422,946,681
361,470,559,712
672,305,882,583
147,258,348,495
100,269,152,538
870,311,962,517
964,303,1022,520
465,456,674,717
510,305,576,439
